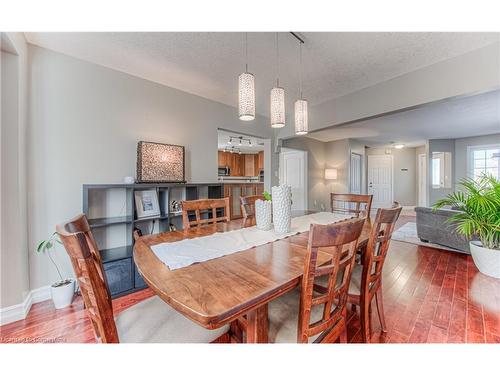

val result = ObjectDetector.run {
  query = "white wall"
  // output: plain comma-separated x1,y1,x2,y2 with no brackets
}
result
27,45,274,290
1,33,30,309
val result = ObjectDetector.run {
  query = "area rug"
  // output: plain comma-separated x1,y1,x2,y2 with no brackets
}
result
392,222,457,251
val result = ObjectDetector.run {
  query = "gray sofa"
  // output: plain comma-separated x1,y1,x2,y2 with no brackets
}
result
414,206,471,254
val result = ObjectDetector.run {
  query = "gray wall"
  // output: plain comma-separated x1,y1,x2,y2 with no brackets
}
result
366,147,417,206
324,139,351,195
1,33,30,309
27,45,274,290
455,133,500,183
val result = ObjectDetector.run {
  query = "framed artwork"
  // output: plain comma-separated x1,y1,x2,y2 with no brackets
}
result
136,141,185,183
134,189,161,218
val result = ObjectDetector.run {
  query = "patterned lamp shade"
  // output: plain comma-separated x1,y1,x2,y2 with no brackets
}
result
238,72,255,121
136,141,185,183
294,99,308,135
270,87,285,128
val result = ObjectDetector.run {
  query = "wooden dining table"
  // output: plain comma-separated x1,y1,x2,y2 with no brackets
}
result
134,210,372,343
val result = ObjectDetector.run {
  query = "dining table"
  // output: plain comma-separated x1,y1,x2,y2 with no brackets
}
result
133,210,372,343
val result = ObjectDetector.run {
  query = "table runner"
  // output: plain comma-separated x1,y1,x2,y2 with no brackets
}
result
150,212,351,270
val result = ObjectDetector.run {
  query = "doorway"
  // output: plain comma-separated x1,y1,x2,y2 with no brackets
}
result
367,155,393,208
350,153,362,194
279,148,308,211
418,153,427,206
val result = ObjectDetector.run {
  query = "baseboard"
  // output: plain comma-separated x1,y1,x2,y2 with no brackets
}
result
0,285,51,326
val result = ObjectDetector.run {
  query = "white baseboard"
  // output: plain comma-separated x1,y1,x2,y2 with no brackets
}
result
0,285,51,326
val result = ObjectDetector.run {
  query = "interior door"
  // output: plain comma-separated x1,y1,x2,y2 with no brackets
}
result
279,149,307,211
350,153,362,194
367,155,393,208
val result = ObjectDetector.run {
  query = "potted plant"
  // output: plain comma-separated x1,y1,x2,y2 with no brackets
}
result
433,174,500,278
36,233,76,308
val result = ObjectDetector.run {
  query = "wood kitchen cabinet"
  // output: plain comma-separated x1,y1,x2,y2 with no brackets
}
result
258,151,264,170
223,183,263,219
244,154,256,176
218,151,227,167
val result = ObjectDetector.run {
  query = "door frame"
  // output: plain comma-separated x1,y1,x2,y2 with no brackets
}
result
279,147,308,210
417,153,427,207
367,154,394,208
350,152,362,194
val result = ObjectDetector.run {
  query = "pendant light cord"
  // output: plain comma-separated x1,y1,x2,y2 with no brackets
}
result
299,42,303,99
245,32,248,73
276,32,280,87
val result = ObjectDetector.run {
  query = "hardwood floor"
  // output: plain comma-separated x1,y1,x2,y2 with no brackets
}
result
1,215,499,344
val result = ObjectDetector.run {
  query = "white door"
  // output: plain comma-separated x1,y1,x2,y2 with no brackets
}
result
417,153,427,206
279,149,307,211
350,153,362,194
367,155,393,208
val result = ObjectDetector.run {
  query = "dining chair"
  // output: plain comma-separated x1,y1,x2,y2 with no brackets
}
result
347,203,402,343
330,193,373,218
56,214,229,343
240,194,264,219
267,217,366,343
181,197,230,229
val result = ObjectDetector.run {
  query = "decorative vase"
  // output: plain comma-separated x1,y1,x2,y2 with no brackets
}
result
51,279,75,309
272,185,292,234
255,199,272,230
469,241,500,279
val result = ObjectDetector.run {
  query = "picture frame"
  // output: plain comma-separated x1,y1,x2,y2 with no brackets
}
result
134,189,161,218
136,141,185,183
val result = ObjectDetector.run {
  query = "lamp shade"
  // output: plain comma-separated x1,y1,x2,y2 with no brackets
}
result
270,87,285,128
238,72,255,121
294,99,308,135
325,168,337,180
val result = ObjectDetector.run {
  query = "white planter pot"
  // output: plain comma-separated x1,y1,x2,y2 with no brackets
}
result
469,241,500,279
51,279,76,309
255,199,272,230
272,185,292,234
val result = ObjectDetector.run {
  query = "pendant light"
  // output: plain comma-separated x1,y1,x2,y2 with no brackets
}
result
294,40,308,135
238,33,255,121
271,33,285,128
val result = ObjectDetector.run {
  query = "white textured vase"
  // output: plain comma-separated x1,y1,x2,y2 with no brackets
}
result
255,199,272,230
272,185,292,234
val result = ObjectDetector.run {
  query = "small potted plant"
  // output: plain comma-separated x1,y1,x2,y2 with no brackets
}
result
36,233,76,308
433,174,500,278
255,191,272,230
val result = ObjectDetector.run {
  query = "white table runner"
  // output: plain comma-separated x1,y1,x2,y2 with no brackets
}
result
151,212,351,270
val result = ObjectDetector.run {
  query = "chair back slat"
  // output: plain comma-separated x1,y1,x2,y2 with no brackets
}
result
361,203,402,297
298,217,365,343
181,198,230,229
56,214,119,343
240,195,264,219
330,193,373,218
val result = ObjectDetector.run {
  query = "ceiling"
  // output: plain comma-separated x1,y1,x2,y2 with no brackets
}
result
25,32,498,117
306,90,500,147
218,130,265,153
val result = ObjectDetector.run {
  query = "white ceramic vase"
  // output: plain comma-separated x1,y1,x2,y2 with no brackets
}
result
255,199,272,230
469,241,500,279
272,185,292,234
51,279,76,309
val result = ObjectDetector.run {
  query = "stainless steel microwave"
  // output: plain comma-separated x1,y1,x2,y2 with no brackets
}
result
218,166,230,176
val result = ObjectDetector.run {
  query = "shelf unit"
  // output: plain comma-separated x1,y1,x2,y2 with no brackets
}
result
82,182,224,298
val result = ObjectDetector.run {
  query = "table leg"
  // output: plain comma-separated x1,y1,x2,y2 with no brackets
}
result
246,304,269,343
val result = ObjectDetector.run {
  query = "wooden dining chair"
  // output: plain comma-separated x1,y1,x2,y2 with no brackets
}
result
331,193,373,218
267,217,366,343
181,197,230,229
240,195,264,219
56,214,229,343
347,203,402,343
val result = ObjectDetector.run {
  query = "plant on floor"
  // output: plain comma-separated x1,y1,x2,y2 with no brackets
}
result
36,233,72,287
262,191,272,201
433,174,500,250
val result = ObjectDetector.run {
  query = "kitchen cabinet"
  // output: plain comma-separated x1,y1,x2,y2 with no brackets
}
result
244,154,256,176
223,183,263,219
218,151,227,167
258,151,264,170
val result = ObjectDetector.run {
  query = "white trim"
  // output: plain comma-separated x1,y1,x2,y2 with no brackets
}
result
0,285,51,326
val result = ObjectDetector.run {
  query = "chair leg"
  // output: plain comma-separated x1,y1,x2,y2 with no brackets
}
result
360,300,371,343
375,288,387,333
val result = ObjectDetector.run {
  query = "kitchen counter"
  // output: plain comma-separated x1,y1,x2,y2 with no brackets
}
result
218,177,262,183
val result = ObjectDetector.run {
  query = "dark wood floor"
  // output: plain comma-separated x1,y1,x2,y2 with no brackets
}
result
1,216,499,343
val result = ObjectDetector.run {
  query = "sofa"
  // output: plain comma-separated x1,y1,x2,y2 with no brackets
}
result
414,206,471,254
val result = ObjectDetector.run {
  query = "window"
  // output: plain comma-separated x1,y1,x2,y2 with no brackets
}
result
468,145,500,181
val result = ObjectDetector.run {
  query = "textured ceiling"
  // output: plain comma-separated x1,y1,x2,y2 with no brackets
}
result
25,32,499,117
306,90,500,146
